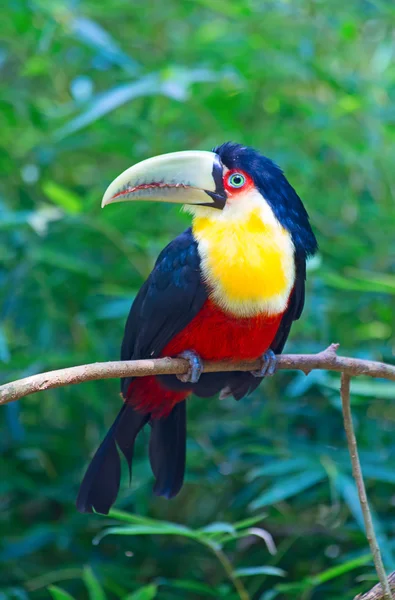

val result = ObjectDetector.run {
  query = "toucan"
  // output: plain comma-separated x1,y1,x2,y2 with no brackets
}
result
76,142,317,514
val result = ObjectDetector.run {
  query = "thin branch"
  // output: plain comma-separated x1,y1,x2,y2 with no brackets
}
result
208,544,250,600
341,374,393,600
1,343,395,406
354,572,395,600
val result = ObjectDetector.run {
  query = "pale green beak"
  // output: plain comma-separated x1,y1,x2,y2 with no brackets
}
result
101,150,226,210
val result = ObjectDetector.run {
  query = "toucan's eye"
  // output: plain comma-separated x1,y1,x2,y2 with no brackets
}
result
228,173,246,188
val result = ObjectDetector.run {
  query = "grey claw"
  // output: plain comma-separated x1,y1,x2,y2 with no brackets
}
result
219,386,232,400
251,349,278,378
177,350,203,383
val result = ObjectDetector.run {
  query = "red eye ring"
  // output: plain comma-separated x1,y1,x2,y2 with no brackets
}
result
224,169,252,193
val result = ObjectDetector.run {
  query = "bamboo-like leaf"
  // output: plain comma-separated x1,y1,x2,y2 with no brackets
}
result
47,586,76,600
83,567,107,600
93,524,219,549
310,554,371,585
70,17,139,73
250,471,325,510
234,566,286,578
122,585,157,600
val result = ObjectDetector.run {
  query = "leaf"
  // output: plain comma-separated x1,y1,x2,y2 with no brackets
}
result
122,584,157,600
31,248,101,278
47,586,77,600
2,589,30,600
70,17,139,73
0,326,10,362
198,522,236,536
250,471,325,510
233,514,268,530
108,509,160,525
334,474,395,566
347,268,395,294
0,209,33,229
54,76,160,139
234,566,286,578
362,465,395,484
42,181,82,214
310,553,371,585
83,567,107,600
93,523,218,548
162,579,227,597
247,457,315,481
0,528,54,561
93,299,134,320
334,473,365,528
54,67,229,139
324,377,395,399
323,270,395,295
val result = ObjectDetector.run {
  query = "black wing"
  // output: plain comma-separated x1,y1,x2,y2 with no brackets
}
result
120,228,207,397
270,249,306,354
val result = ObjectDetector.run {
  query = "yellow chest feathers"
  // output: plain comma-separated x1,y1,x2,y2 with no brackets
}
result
192,208,295,317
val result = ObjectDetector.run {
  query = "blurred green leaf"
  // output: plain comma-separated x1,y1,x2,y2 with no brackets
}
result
122,585,157,600
310,554,371,585
31,247,101,277
0,528,55,561
234,566,286,578
83,567,107,600
47,587,76,600
323,271,395,295
0,326,10,362
250,471,326,510
199,522,236,535
160,579,226,597
94,521,218,548
334,474,394,567
247,457,315,481
324,377,395,399
70,17,139,73
42,181,82,214
55,67,231,139
54,77,162,139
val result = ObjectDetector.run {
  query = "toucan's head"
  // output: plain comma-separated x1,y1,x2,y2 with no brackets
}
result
102,142,317,258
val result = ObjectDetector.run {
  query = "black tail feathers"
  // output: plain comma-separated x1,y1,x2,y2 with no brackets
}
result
149,400,186,499
76,401,187,514
76,404,149,514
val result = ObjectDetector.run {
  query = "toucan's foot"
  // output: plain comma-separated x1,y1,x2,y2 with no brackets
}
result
177,350,203,383
251,349,278,378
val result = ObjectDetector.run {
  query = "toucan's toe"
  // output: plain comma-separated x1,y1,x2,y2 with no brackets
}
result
177,350,203,383
251,349,278,378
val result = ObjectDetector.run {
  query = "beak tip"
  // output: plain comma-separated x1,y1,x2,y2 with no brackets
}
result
101,190,113,208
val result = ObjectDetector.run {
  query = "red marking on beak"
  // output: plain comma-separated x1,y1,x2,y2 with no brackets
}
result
111,182,191,200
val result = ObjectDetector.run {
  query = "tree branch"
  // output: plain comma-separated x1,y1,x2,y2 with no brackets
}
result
354,572,395,600
341,374,393,600
1,343,395,406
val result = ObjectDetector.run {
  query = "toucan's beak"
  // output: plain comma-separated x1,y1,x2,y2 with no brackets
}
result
101,150,226,210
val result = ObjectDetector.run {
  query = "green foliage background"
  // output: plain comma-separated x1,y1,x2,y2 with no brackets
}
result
1,1,395,599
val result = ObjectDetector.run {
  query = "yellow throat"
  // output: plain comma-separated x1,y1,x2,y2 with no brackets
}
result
192,198,296,317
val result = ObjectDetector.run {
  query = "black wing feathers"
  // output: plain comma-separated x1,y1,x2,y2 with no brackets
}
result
121,228,207,396
271,250,306,354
